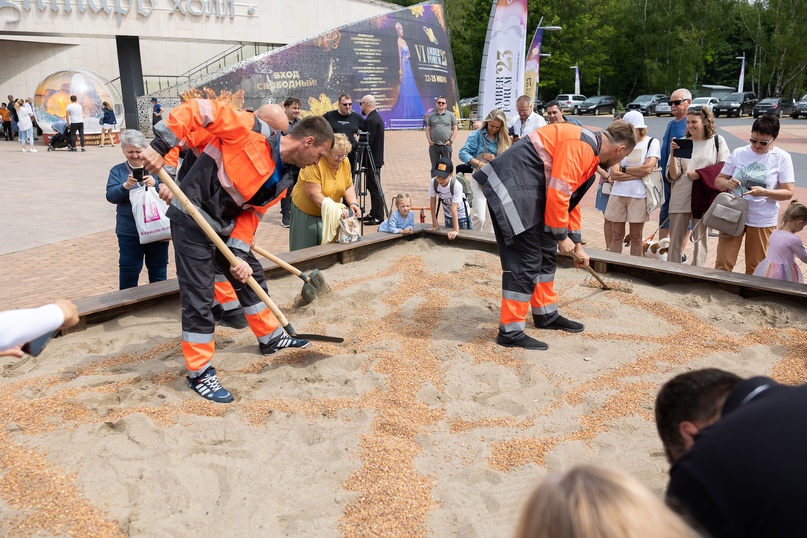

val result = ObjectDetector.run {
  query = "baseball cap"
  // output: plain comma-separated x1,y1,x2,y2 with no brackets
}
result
622,110,647,129
432,157,453,178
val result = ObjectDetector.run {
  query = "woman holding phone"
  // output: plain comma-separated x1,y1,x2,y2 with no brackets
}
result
105,129,169,289
667,106,729,265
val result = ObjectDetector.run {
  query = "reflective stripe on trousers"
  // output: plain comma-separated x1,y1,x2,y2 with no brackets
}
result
492,218,559,338
173,222,281,371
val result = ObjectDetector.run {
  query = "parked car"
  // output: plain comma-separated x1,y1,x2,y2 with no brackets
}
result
690,97,720,112
459,96,477,107
753,97,797,118
626,94,668,115
577,95,617,116
713,92,758,117
654,100,673,116
791,94,807,119
533,99,545,115
555,94,587,115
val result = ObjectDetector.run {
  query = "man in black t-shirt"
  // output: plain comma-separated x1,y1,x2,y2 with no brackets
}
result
323,93,365,174
655,369,807,538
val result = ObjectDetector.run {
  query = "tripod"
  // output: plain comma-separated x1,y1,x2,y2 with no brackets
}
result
353,140,388,234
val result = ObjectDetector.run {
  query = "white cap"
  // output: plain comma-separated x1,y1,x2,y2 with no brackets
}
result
622,110,647,129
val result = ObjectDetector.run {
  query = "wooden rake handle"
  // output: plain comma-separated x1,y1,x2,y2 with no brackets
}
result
251,245,306,281
155,168,294,331
569,251,609,290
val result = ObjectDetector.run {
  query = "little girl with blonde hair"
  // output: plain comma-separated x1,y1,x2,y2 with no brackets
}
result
753,200,807,282
379,193,415,235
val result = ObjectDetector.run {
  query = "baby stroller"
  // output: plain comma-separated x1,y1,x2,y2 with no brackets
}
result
48,131,69,151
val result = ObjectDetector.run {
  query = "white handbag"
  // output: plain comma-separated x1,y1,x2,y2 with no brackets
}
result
129,185,171,244
642,168,665,213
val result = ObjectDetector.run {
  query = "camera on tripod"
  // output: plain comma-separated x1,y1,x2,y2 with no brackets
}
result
357,130,370,146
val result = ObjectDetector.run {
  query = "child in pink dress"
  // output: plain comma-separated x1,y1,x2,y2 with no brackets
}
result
753,201,807,283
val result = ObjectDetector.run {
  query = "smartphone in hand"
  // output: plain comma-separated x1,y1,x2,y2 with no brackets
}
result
21,330,58,357
673,138,693,159
133,167,144,182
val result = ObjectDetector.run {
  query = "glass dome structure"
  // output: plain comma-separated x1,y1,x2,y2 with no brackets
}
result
33,68,124,133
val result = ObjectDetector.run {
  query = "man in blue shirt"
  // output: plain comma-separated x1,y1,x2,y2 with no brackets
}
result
658,88,691,241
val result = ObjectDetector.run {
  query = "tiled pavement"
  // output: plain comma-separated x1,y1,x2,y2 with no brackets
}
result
1,123,805,311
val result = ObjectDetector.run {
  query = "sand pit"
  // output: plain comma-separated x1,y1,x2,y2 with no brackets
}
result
1,238,806,537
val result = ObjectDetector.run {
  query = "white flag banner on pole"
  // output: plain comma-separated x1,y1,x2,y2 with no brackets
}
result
477,0,528,120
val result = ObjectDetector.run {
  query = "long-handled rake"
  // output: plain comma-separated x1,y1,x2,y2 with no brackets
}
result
156,168,344,343
251,245,327,305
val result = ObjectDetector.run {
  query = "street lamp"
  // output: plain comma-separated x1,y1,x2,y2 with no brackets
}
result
528,18,562,102
570,65,580,95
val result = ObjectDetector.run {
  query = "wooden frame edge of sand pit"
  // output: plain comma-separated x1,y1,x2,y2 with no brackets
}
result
66,227,806,335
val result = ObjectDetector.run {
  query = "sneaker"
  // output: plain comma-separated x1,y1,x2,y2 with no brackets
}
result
681,254,688,264
21,147,26,152
187,366,234,403
540,315,585,333
259,333,310,355
99,145,104,148
80,147,86,152
281,220,290,229
29,148,37,153
496,333,549,350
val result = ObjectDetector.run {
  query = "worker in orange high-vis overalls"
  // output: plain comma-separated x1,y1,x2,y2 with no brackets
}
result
474,120,636,350
143,99,334,403
166,130,250,331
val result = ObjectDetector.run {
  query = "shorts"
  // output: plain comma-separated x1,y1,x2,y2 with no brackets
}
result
603,194,649,223
102,123,116,130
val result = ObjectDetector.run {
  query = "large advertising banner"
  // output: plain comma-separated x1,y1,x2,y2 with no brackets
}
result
181,2,459,128
523,29,543,105
477,0,528,119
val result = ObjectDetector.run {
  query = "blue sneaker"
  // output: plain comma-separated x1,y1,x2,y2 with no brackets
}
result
259,333,310,355
187,366,234,403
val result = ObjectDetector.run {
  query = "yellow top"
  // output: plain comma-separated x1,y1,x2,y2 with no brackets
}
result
291,157,353,216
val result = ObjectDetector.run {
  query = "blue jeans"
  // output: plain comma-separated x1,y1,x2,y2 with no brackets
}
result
444,213,472,230
117,233,169,290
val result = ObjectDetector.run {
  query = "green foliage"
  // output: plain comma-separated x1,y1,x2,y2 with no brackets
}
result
439,0,807,104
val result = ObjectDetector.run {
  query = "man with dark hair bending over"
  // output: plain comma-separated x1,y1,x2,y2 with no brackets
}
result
655,368,807,537
474,120,635,350
143,99,334,403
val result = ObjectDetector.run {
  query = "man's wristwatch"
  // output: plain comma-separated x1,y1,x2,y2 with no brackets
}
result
620,166,627,174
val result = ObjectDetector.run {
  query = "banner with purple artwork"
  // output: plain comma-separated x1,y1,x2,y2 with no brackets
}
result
182,2,459,128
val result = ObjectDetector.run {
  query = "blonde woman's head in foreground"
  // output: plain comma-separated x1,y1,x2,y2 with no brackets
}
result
515,465,696,538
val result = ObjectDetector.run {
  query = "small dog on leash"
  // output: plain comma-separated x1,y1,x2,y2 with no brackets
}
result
642,238,670,261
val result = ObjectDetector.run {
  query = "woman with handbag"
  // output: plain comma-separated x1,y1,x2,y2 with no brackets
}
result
289,133,361,251
603,111,660,257
105,130,169,289
458,108,511,233
714,115,795,274
666,106,729,265
99,101,117,147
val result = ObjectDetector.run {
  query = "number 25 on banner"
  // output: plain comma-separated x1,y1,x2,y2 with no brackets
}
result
496,50,514,74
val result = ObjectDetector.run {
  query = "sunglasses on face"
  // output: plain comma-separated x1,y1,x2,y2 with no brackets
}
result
436,101,446,105
340,102,352,106
669,99,689,106
749,137,773,146
687,106,704,113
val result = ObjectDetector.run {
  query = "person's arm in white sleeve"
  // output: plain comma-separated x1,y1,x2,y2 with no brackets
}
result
0,301,78,350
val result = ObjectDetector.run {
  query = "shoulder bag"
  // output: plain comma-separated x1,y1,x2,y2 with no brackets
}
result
642,137,664,213
691,188,748,242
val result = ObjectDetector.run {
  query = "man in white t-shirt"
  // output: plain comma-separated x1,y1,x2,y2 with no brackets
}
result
603,110,661,256
429,157,471,240
65,95,85,151
507,95,546,141
714,114,795,274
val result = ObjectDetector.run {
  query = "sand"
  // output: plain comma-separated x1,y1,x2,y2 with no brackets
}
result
1,238,805,537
